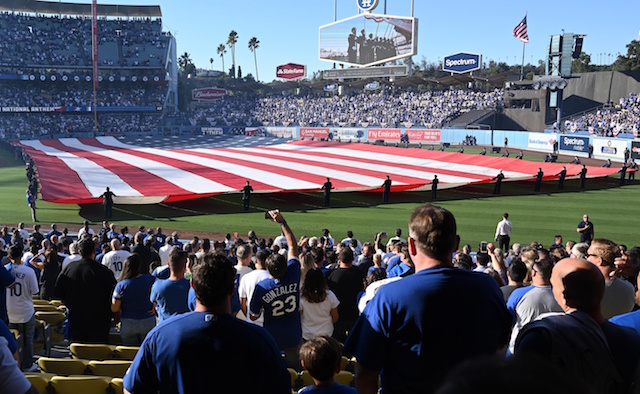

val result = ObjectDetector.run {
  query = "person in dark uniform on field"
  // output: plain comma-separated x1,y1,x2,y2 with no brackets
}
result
619,163,628,186
493,170,505,195
516,151,523,160
26,190,37,222
382,176,392,203
241,181,253,211
534,168,543,192
628,160,638,181
99,187,116,219
431,175,439,201
557,166,567,190
322,178,333,207
579,165,587,190
479,148,486,155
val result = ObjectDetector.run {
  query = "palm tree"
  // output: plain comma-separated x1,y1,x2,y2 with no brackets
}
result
217,44,226,74
209,57,214,70
227,30,238,78
178,52,195,75
248,37,260,82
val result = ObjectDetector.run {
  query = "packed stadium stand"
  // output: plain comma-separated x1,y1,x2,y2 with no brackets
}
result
0,2,177,139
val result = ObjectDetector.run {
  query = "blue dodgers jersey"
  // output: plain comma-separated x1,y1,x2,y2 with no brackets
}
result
250,257,301,348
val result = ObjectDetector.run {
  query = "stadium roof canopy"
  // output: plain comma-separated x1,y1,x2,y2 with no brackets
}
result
0,0,162,18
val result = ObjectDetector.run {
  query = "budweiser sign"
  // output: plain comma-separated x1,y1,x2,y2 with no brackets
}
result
405,129,441,143
192,87,226,101
276,63,306,80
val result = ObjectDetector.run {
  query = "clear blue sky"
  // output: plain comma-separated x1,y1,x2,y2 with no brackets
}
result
96,0,640,81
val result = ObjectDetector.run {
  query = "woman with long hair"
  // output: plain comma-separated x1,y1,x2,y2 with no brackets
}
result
299,268,339,341
111,254,156,346
35,246,61,300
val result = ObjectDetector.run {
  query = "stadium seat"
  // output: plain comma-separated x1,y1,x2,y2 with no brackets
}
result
299,370,314,387
36,311,66,347
114,345,139,360
25,373,52,394
110,378,124,394
10,328,19,340
287,368,298,389
340,356,349,370
38,357,89,375
87,360,132,378
34,304,58,312
33,299,51,305
335,370,354,386
108,332,124,346
49,376,111,394
70,343,116,360
49,300,64,307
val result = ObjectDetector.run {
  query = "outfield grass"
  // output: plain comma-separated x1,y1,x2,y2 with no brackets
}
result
2,145,638,249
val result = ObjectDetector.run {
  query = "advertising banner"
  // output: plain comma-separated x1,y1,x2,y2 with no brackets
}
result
300,127,330,139
192,87,226,101
201,127,223,136
405,129,441,143
367,128,402,141
331,127,364,141
442,52,482,74
527,133,556,152
265,127,294,138
558,134,589,156
276,63,306,80
632,141,640,159
592,137,628,161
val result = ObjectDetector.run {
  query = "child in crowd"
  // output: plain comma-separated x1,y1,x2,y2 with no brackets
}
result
298,335,355,393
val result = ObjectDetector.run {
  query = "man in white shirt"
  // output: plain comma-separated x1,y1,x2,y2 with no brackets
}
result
158,237,174,266
5,244,39,372
77,220,95,239
494,213,513,252
18,222,29,246
234,244,254,284
239,250,270,326
62,242,82,270
101,238,131,280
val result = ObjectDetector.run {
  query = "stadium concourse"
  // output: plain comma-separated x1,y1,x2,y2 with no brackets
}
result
15,135,617,204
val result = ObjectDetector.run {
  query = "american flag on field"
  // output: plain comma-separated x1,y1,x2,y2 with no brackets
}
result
513,15,529,43
15,137,617,205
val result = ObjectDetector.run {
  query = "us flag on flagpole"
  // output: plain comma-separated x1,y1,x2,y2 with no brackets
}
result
513,15,529,43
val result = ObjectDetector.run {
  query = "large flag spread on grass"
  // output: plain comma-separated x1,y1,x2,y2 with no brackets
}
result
16,137,617,204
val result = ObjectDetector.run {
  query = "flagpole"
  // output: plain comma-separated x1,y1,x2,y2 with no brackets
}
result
520,41,526,81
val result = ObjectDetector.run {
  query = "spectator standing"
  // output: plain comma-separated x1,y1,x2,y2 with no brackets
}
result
123,253,290,394
249,210,302,369
298,336,355,394
101,238,130,280
5,245,38,372
344,204,511,393
300,269,340,341
587,238,635,319
150,247,190,322
239,250,271,326
55,238,116,343
111,254,156,346
327,247,364,342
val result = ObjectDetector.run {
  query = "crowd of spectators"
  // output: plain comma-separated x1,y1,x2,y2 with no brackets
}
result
187,89,504,128
3,206,640,391
563,93,640,136
0,12,167,68
0,82,165,108
0,113,161,138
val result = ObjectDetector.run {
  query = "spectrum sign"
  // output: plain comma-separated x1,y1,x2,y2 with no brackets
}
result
442,52,482,74
276,63,306,80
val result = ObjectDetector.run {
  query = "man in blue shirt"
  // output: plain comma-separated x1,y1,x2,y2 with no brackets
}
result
123,253,290,394
345,204,511,394
250,210,301,369
150,247,190,322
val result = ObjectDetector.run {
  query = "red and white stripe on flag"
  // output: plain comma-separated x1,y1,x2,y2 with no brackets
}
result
513,16,529,43
16,138,618,204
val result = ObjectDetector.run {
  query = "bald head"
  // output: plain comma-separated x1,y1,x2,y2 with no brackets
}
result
551,258,605,319
110,238,121,250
